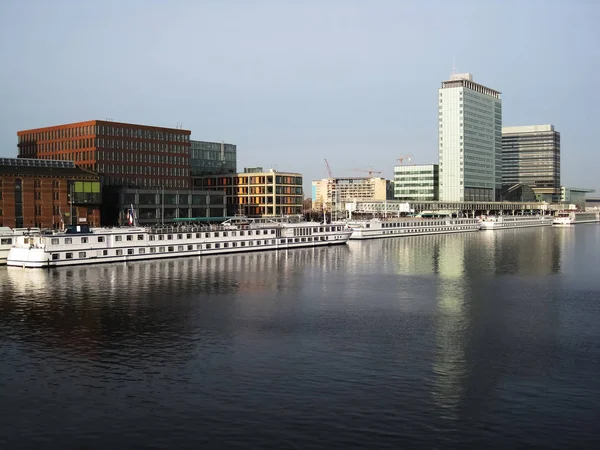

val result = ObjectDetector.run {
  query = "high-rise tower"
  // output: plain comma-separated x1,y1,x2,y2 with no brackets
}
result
438,73,502,202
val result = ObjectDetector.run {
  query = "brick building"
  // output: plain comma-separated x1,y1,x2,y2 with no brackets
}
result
0,158,101,229
17,120,191,189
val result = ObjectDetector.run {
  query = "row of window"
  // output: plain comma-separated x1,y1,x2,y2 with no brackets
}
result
382,225,476,234
48,226,343,246
50,236,334,260
98,164,187,177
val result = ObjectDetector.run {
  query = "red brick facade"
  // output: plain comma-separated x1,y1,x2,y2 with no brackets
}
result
0,164,101,229
17,120,191,189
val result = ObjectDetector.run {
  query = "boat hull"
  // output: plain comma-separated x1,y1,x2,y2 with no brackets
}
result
350,225,480,240
7,232,352,268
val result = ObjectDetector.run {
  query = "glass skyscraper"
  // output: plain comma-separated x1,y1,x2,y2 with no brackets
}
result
438,73,502,202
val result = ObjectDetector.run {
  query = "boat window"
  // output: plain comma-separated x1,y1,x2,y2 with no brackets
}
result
177,234,183,239
66,253,73,259
103,250,108,256
196,245,201,250
224,243,229,248
126,235,133,241
280,239,285,244
231,232,236,236
82,237,88,244
248,230,253,235
1,238,12,245
150,248,156,253
98,236,105,243
240,231,245,236
138,234,144,240
65,238,72,244
116,249,123,255
186,234,192,239
115,236,122,242
159,247,165,253
79,252,86,258
215,243,220,249
178,246,184,251
187,245,193,250
51,253,59,260
168,246,174,252
206,244,211,249
223,232,228,237
127,249,134,255
167,235,173,240
205,233,210,238
241,242,245,247
149,235,155,241
51,238,59,245
139,248,146,254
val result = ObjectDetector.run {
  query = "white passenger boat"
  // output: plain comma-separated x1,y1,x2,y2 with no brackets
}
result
347,217,481,240
0,227,41,265
552,211,600,226
479,215,553,230
6,218,352,268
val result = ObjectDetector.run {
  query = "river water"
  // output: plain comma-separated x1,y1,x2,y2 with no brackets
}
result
1,226,599,449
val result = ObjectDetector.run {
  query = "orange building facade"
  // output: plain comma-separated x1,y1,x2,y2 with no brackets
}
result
193,168,303,216
17,120,191,189
0,158,101,229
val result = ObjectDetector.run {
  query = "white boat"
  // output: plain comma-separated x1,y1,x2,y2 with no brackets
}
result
6,218,352,268
552,211,600,226
0,227,41,264
479,215,553,230
347,217,481,240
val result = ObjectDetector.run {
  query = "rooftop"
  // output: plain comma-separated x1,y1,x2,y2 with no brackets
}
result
502,125,555,134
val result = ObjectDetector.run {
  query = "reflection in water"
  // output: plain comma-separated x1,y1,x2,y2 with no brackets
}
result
432,234,469,415
2,229,600,450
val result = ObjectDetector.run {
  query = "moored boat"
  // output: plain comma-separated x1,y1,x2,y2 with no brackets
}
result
6,218,352,268
0,227,41,265
552,211,600,226
347,216,480,240
479,215,553,230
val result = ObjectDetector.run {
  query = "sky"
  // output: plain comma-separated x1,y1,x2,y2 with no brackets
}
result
1,0,599,196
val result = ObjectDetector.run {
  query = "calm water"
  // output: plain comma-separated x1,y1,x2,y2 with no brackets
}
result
1,226,600,449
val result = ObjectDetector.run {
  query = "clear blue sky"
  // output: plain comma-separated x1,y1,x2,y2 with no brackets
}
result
1,0,598,195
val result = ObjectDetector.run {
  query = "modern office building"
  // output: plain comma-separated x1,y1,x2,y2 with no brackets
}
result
0,158,101,229
502,125,561,202
193,168,303,217
101,187,226,225
17,120,191,188
190,140,236,176
560,187,594,210
312,177,388,210
438,73,502,202
393,164,439,201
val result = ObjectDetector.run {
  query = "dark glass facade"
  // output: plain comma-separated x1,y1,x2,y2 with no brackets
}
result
190,140,236,176
502,125,560,202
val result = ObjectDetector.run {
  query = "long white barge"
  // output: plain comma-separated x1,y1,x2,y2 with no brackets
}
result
347,217,481,240
552,211,600,226
479,215,553,230
6,219,352,268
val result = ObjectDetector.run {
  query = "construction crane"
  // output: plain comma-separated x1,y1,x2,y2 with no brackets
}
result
397,154,413,165
353,167,383,177
324,158,333,178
